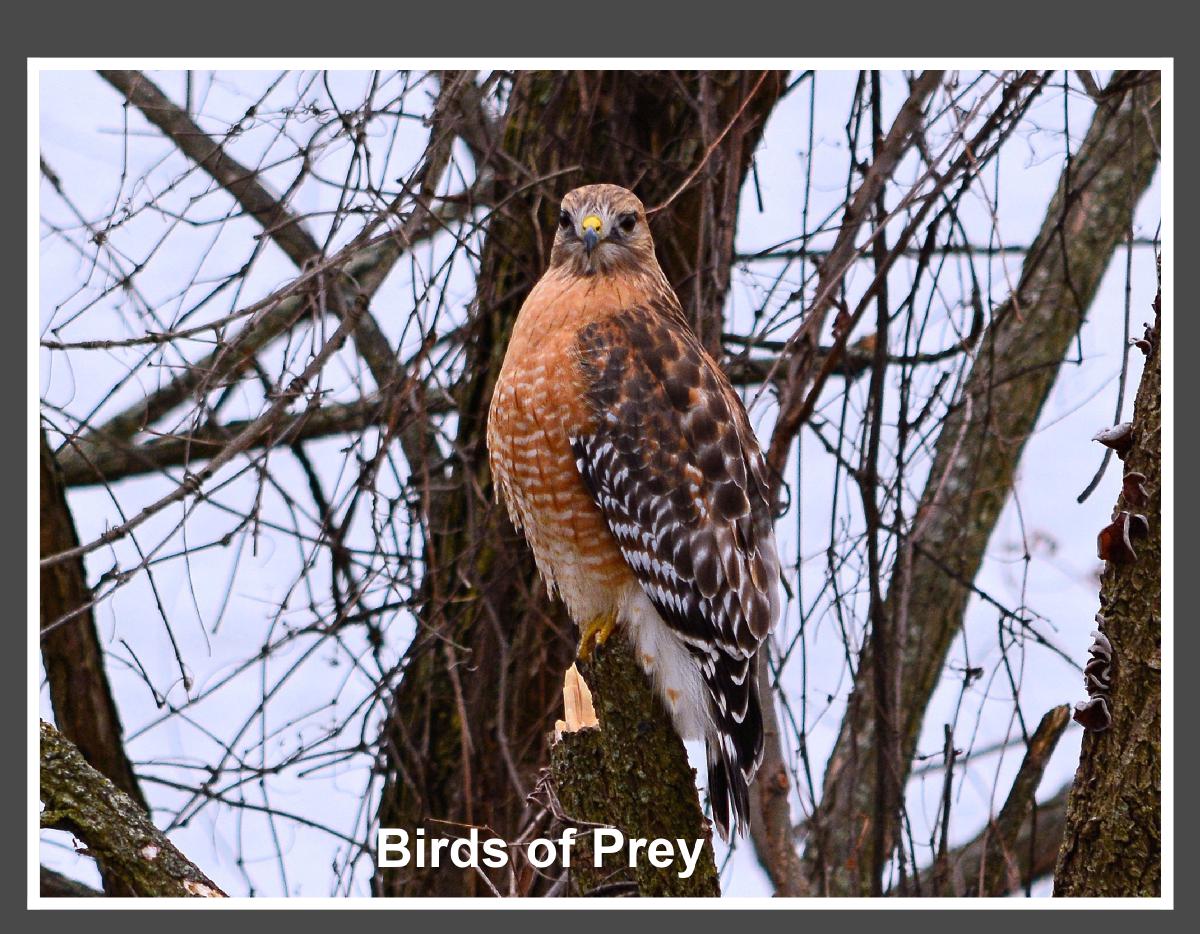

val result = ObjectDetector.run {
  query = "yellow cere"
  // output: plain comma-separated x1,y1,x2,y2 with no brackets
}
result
581,214,603,233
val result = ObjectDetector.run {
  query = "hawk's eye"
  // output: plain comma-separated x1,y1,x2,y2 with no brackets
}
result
558,210,572,231
618,212,637,234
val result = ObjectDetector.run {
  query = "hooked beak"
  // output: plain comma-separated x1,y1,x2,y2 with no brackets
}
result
580,214,603,256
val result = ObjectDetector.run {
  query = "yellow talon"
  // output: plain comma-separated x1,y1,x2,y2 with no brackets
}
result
577,612,618,662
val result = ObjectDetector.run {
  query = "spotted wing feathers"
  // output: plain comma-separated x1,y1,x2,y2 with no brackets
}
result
570,304,780,838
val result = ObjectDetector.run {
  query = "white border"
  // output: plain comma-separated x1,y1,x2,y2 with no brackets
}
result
30,58,1174,909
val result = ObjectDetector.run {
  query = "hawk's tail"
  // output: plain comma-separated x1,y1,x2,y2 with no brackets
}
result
705,667,764,841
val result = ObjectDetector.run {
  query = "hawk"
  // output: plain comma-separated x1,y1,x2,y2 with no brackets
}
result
486,184,780,839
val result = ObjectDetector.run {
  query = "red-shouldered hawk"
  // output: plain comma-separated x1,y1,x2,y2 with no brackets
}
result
486,184,780,839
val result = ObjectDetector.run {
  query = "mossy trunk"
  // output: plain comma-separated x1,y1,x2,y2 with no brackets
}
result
1054,295,1161,897
374,71,784,897
548,640,721,897
40,721,225,898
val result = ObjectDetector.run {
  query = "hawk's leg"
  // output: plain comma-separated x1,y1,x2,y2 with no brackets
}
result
577,610,618,662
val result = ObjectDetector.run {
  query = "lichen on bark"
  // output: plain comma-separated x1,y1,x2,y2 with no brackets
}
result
40,720,226,898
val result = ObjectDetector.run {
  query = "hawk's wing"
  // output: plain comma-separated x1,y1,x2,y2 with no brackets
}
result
569,300,780,835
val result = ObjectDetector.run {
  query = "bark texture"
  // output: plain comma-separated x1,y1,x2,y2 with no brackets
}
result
804,70,1161,895
1054,297,1161,897
548,640,721,897
40,721,226,898
374,71,785,898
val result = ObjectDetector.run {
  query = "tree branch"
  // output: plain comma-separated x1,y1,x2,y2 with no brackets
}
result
43,288,370,569
764,70,944,477
100,70,323,269
912,780,1072,897
40,428,147,895
923,705,1070,896
62,324,969,488
58,390,458,490
40,866,103,898
39,430,144,804
40,721,226,898
748,70,946,898
767,71,1049,482
747,651,809,895
803,70,1161,896
59,72,479,487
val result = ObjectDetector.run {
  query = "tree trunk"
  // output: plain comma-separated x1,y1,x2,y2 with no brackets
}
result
1054,289,1161,897
374,71,784,897
547,640,721,897
804,70,1161,896
41,427,147,896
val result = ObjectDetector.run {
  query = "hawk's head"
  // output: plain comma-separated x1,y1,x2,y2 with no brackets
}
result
549,184,656,276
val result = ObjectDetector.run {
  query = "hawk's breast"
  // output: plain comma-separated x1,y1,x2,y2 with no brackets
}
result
486,275,635,625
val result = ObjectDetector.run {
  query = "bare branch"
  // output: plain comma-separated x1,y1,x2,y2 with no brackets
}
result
925,705,1070,896
40,428,146,894
804,70,1161,896
764,69,944,477
912,780,1072,897
57,74,480,485
747,652,809,896
58,394,450,487
43,287,369,569
100,70,323,269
